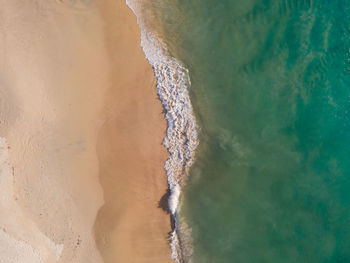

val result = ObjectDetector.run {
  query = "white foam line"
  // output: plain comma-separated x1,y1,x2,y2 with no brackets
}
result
126,1,199,262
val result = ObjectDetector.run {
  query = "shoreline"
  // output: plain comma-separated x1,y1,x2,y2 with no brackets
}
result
126,0,199,261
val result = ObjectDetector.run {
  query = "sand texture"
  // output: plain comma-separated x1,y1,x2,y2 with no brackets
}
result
0,0,171,262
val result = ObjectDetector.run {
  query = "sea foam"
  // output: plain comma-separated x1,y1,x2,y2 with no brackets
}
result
126,1,198,262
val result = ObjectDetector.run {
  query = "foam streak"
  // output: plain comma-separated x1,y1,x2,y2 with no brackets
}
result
126,1,199,262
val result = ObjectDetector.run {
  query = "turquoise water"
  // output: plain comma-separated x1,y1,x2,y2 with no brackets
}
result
153,0,350,262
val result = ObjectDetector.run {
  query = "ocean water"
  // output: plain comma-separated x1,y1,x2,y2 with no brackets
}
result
149,0,350,262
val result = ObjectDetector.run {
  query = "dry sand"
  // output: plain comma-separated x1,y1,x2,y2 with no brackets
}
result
0,0,171,262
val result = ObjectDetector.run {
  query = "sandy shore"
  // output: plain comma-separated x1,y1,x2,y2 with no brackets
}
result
0,0,171,262
93,0,173,262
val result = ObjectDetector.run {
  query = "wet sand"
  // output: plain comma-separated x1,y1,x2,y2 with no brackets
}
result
0,0,171,262
93,0,172,262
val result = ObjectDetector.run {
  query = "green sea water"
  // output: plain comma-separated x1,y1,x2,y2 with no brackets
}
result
152,0,350,262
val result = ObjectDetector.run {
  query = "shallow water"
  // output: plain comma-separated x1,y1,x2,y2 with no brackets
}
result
151,0,350,262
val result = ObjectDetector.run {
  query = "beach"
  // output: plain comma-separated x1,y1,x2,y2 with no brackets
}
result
0,0,171,262
93,0,172,262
